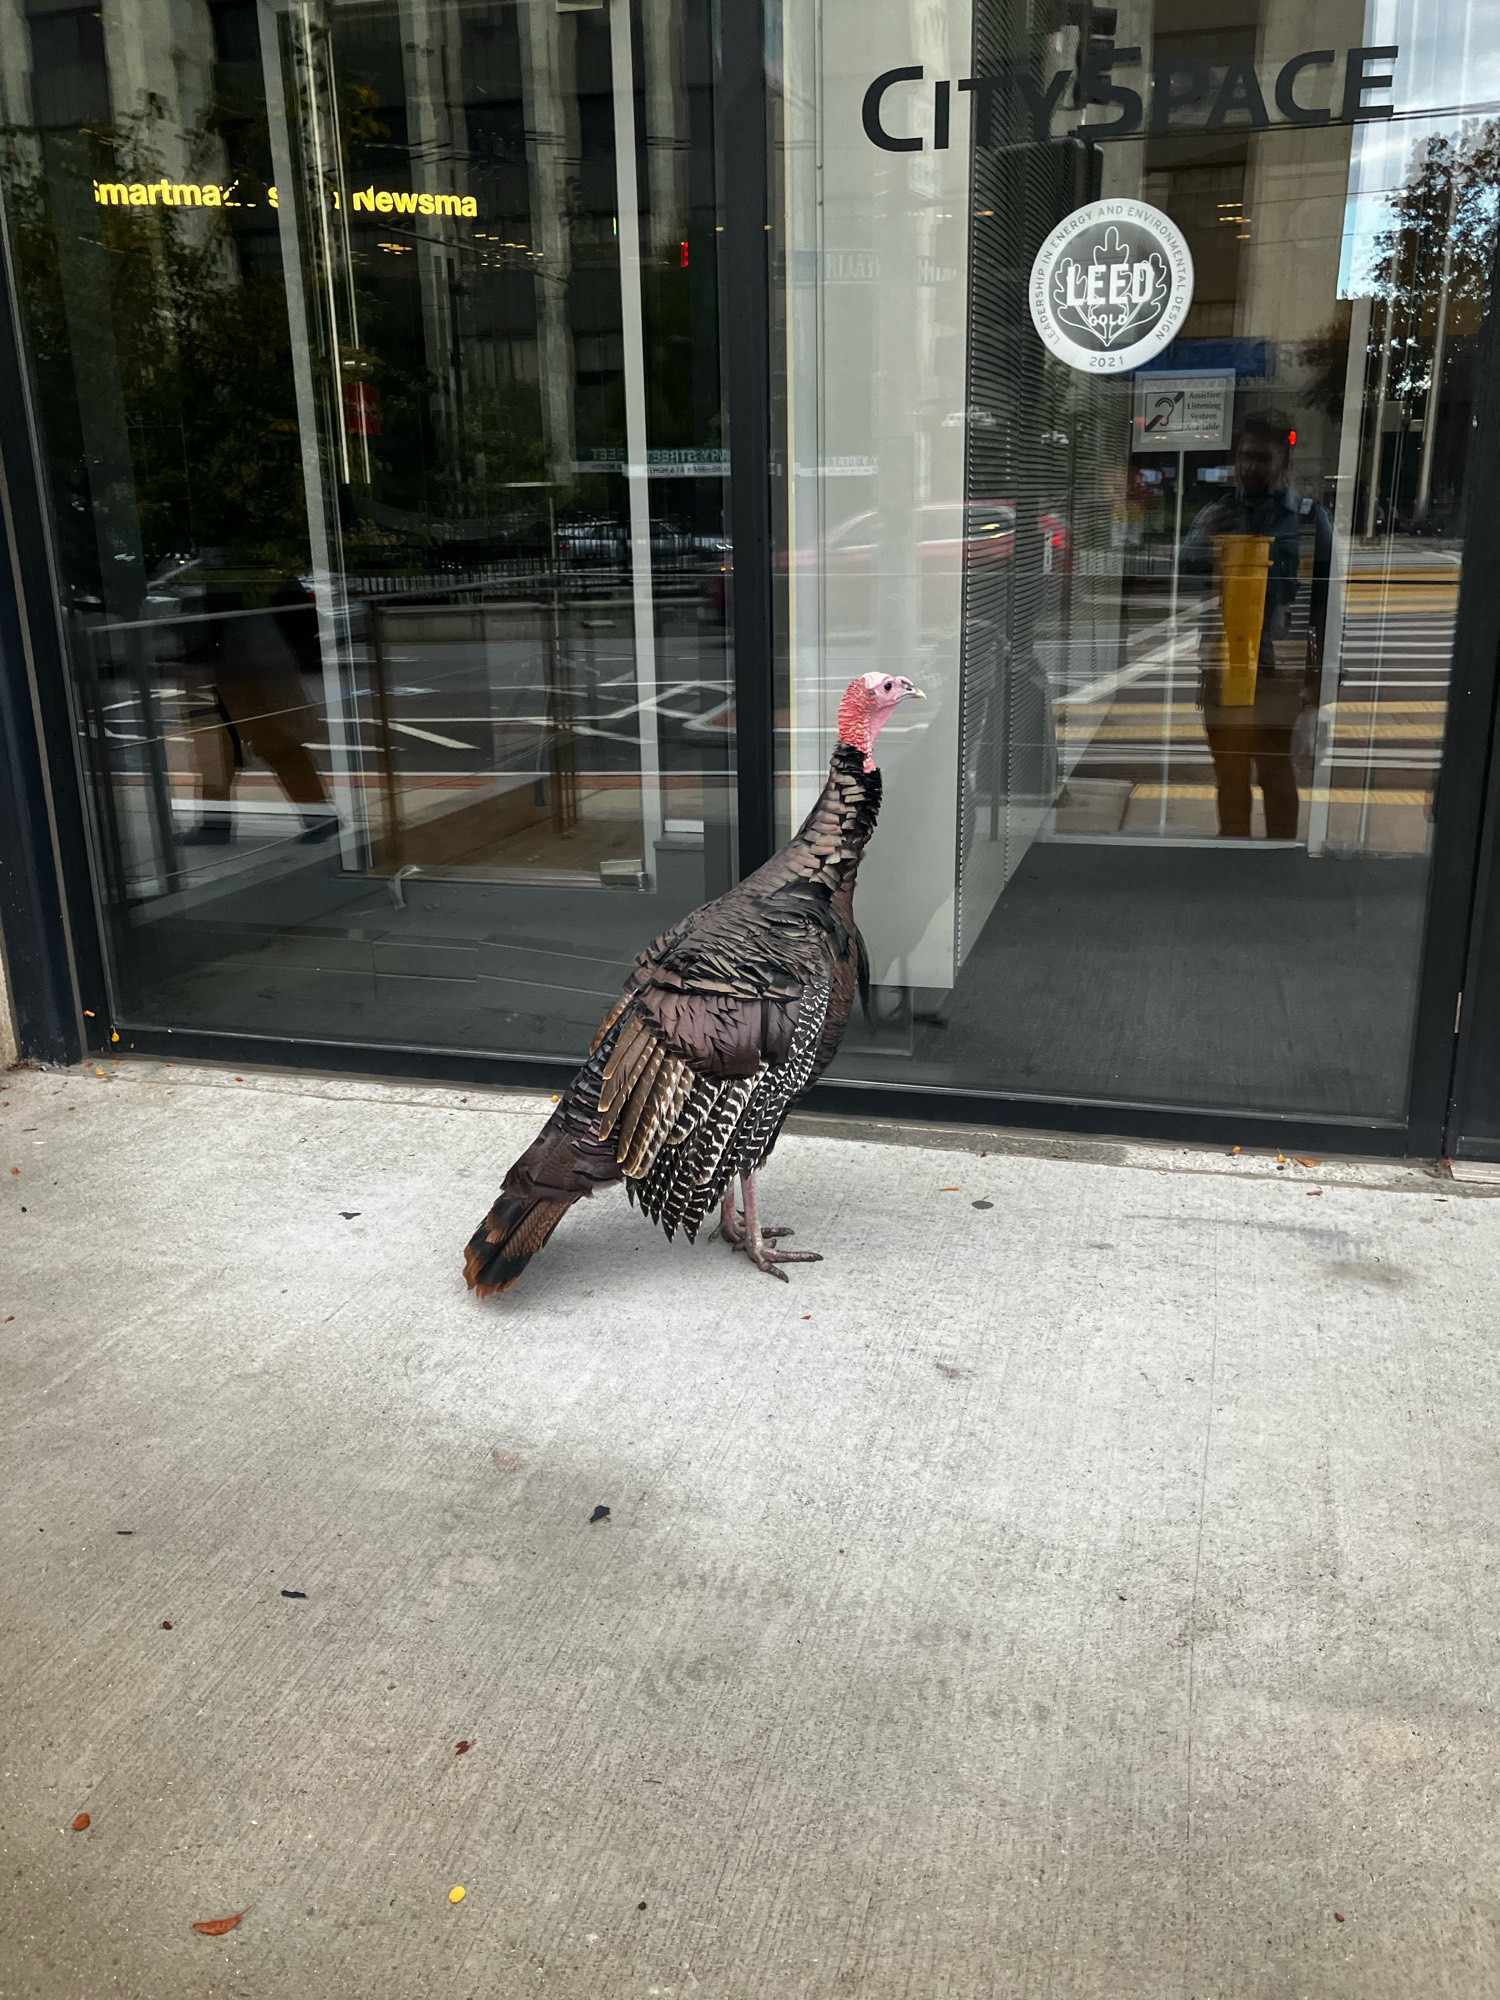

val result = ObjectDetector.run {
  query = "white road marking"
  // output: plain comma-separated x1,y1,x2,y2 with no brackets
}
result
388,721,475,750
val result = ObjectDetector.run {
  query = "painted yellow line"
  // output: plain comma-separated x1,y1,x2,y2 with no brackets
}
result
1061,721,1446,742
1131,784,1431,805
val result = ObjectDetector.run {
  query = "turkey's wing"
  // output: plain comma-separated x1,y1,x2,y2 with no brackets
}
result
591,910,832,1194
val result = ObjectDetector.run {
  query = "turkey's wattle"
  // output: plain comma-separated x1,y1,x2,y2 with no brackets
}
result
463,670,924,1293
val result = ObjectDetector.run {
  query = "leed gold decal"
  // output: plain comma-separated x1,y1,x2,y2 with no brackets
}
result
1028,200,1193,375
93,178,478,219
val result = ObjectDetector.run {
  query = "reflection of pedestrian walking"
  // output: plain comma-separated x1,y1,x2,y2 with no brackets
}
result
181,582,333,844
1180,415,1331,840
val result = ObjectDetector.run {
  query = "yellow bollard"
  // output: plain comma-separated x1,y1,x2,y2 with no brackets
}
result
1212,534,1272,707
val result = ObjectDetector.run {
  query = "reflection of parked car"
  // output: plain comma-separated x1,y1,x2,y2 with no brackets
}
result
788,500,1071,578
555,516,729,566
774,500,1071,643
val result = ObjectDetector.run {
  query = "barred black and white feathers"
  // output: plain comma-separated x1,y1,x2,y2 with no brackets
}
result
463,731,894,1296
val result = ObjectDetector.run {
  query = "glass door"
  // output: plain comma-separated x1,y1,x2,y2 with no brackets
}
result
776,0,1498,1134
2,0,734,1060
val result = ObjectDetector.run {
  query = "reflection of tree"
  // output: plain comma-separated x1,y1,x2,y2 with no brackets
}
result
1365,121,1498,402
1353,120,1499,528
1297,302,1353,423
1,110,311,583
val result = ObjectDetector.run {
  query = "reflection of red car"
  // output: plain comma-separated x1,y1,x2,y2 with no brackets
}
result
707,501,1071,616
791,500,1071,577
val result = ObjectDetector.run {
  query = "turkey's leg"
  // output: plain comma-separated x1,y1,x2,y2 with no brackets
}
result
710,1187,746,1246
740,1171,822,1280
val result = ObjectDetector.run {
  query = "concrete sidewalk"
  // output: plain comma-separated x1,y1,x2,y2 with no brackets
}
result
3,1059,1499,1999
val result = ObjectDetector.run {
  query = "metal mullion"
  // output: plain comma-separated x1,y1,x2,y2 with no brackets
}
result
0,180,109,1062
715,0,775,878
1405,236,1500,1157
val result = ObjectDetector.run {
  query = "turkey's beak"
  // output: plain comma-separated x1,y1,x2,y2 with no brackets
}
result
907,686,927,700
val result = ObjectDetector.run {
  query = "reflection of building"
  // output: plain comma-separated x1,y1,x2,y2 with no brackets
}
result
8,0,1500,1163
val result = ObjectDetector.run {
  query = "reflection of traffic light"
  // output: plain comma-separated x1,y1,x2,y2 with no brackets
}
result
1058,3,1119,107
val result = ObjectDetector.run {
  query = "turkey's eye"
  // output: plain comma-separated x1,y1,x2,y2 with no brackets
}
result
882,679,893,691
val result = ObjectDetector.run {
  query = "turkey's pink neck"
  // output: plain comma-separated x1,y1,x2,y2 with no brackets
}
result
836,684,886,773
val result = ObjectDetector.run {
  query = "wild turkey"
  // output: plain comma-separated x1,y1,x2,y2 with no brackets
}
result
463,670,924,1292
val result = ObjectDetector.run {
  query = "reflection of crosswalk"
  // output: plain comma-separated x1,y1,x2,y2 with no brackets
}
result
1054,584,1457,807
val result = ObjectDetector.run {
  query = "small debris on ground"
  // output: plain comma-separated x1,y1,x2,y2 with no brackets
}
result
116,1529,133,1535
192,1911,247,1936
972,1199,993,1210
1307,1189,1323,1197
938,1185,960,1192
1334,1912,1344,1923
161,1620,173,1630
455,1740,473,1756
280,1589,307,1600
71,1813,90,1832
589,1505,611,1525
449,1886,466,1905
339,1211,360,1219
637,1900,648,1911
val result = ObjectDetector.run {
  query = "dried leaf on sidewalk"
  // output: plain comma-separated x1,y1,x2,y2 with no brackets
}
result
455,1740,473,1755
972,1199,993,1210
192,1910,247,1936
71,1813,90,1831
589,1505,611,1524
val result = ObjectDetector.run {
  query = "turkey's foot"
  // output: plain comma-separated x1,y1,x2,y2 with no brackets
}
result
744,1239,823,1281
738,1172,820,1280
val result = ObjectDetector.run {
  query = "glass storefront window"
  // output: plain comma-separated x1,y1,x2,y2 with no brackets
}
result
776,0,1497,1125
4,0,733,1059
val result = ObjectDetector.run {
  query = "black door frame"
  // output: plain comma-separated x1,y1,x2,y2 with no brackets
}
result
1405,237,1500,1158
0,0,1493,1163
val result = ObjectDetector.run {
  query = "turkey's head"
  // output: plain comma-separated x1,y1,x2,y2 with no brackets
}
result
836,672,926,774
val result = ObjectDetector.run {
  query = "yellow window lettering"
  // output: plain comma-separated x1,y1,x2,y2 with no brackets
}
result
94,182,129,205
393,191,418,213
459,196,477,218
170,184,200,205
353,186,375,211
202,185,222,207
128,185,149,205
418,192,434,215
375,191,393,212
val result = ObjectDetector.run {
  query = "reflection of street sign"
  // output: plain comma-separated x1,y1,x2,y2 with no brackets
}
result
1131,372,1233,452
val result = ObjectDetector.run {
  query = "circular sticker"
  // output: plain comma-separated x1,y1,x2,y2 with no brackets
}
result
1029,199,1194,375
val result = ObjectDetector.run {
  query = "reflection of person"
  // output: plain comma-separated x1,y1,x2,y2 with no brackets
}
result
180,579,333,844
1180,415,1332,840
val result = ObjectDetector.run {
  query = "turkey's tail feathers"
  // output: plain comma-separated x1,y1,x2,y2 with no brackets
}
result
464,1192,575,1296
463,1023,624,1298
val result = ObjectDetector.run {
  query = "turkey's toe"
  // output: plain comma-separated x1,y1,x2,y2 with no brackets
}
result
744,1242,822,1278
